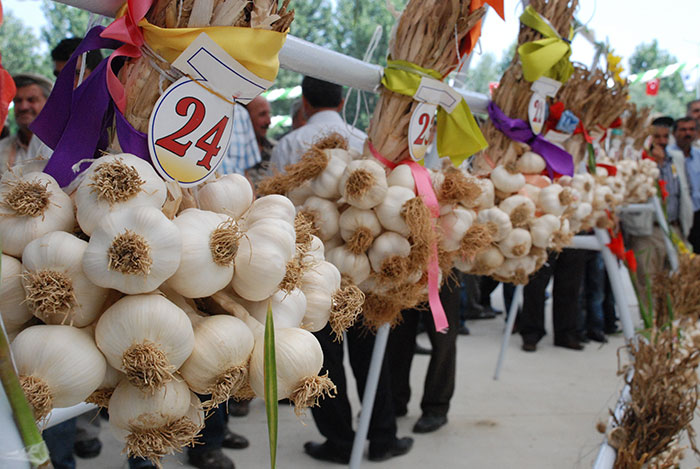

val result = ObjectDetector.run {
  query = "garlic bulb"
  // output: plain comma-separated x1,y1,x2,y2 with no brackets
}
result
243,194,296,227
538,184,573,217
519,183,542,202
493,255,537,283
22,231,108,327
286,181,314,206
498,228,532,259
239,288,307,329
326,246,371,285
593,185,615,209
0,254,32,332
490,165,526,194
470,177,495,210
499,195,536,226
477,207,512,242
439,207,474,252
529,214,561,248
197,173,253,219
368,231,411,276
572,174,595,204
12,325,106,419
375,186,414,237
232,218,296,301
309,149,348,199
95,293,194,392
474,245,505,271
516,151,546,174
75,153,167,235
386,164,415,191
86,364,124,408
83,206,181,295
304,235,325,265
179,315,254,407
300,261,342,332
0,171,74,257
249,327,335,414
339,160,388,209
300,196,340,241
167,209,239,298
338,207,382,248
109,379,200,461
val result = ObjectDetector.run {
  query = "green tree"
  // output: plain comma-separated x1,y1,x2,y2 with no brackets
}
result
40,1,93,51
0,11,51,78
464,52,498,95
627,40,694,118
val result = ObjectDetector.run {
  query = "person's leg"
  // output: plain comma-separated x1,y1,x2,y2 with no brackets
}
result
187,399,233,469
519,254,555,348
43,418,77,469
585,253,607,341
74,409,102,458
552,249,588,348
462,274,494,319
387,308,420,417
688,211,700,253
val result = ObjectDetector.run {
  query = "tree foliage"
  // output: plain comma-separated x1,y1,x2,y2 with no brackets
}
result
0,11,51,78
40,1,93,50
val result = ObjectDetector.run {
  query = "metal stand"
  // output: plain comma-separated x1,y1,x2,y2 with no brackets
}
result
493,285,524,380
349,323,391,469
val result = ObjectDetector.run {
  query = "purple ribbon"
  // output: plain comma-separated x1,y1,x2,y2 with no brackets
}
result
31,26,149,187
487,101,574,177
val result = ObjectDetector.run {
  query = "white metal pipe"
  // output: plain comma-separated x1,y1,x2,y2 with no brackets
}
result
651,196,679,272
570,235,602,251
617,203,655,213
592,370,633,469
42,403,97,430
493,285,524,380
349,323,391,469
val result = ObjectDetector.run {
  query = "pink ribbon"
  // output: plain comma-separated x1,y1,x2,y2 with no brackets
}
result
368,142,449,333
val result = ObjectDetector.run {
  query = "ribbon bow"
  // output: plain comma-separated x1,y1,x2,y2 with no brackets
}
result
487,101,574,177
381,60,487,167
517,5,573,84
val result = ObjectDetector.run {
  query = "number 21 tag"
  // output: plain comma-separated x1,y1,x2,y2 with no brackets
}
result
408,102,437,162
528,92,547,135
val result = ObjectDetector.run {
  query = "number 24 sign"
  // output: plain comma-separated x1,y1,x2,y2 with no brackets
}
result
149,76,233,187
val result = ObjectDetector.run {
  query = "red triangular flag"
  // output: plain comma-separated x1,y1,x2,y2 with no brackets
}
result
646,78,660,96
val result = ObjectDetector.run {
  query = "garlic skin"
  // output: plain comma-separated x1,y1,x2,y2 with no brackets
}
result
326,246,371,285
243,195,296,227
498,228,532,259
300,260,342,332
490,165,526,194
95,293,195,391
239,288,307,330
368,231,411,273
167,209,237,298
516,151,546,174
572,174,595,204
304,235,325,265
386,164,416,191
375,186,415,237
300,196,340,241
0,171,74,257
470,177,495,210
232,219,296,301
75,153,167,236
12,325,106,418
179,315,254,399
83,206,182,295
339,160,388,209
309,149,348,199
475,245,505,271
499,195,536,226
197,173,253,219
286,181,314,206
22,231,108,327
338,207,382,242
493,255,537,280
537,184,569,216
529,214,561,248
0,253,32,332
519,183,542,202
439,207,474,252
477,207,513,242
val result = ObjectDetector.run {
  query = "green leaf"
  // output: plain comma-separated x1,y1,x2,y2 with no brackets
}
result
264,302,278,469
587,143,597,175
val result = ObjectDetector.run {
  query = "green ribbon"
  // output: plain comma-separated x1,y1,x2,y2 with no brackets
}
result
517,5,573,84
381,59,487,166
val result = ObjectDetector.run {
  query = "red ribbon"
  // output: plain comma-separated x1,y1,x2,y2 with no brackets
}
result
368,142,449,332
596,163,617,176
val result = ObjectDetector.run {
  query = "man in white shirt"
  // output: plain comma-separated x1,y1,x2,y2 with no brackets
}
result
0,74,53,175
270,76,366,172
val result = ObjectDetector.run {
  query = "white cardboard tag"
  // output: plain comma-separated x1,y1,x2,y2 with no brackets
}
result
527,92,547,134
408,102,437,162
414,76,461,114
530,76,562,98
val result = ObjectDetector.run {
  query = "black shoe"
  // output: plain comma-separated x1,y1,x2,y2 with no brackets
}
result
303,441,350,464
368,437,414,462
521,342,537,352
587,330,608,343
395,405,408,417
604,326,622,335
484,305,502,315
463,306,496,320
415,343,432,355
576,331,591,344
222,430,249,449
188,449,234,469
74,438,102,459
554,336,585,351
413,414,447,433
228,398,250,417
458,324,470,335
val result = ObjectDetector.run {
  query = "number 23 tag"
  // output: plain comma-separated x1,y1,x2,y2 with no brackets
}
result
408,103,437,162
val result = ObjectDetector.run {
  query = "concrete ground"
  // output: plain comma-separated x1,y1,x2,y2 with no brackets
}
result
78,277,700,469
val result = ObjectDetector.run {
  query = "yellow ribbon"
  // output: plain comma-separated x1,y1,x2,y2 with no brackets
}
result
517,5,573,84
381,59,488,166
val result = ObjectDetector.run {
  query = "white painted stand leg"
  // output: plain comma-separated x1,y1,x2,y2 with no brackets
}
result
348,323,391,469
651,196,680,272
493,285,524,380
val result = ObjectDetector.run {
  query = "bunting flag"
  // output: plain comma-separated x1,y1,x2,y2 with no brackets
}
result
627,61,699,84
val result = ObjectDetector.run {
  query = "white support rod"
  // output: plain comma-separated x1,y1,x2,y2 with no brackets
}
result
570,235,602,251
43,403,97,430
493,284,524,380
592,370,633,469
651,196,680,272
617,203,655,214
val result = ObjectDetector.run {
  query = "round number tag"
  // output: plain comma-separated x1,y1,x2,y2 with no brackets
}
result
408,102,437,162
527,92,548,135
148,77,234,187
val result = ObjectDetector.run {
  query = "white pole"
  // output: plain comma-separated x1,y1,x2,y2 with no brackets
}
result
349,323,391,469
493,285,524,380
650,196,679,272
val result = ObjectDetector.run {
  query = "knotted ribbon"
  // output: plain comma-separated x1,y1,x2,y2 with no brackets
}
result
368,141,449,333
381,59,487,167
517,5,573,84
487,101,574,178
